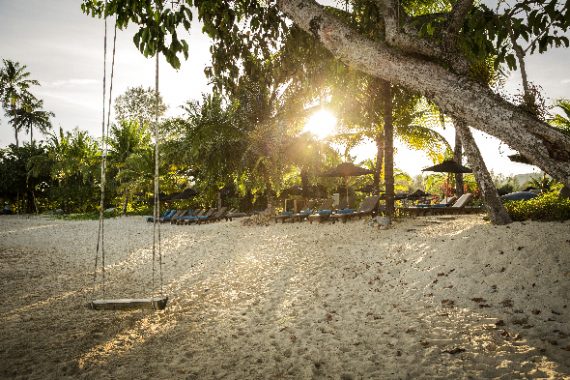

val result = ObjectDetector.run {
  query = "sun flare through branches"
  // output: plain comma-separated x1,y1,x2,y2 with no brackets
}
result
302,109,337,140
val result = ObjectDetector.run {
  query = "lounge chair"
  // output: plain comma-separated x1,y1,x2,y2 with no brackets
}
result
274,199,303,223
399,193,480,216
184,208,216,225
162,209,185,223
146,209,173,223
200,207,228,224
225,208,248,221
271,200,314,223
427,196,457,207
151,209,178,223
274,210,295,223
330,195,381,224
176,209,205,225
170,209,192,224
308,199,334,224
290,207,314,222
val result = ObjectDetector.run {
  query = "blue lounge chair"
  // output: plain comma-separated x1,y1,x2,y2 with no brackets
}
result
308,199,334,224
146,209,174,223
330,195,380,224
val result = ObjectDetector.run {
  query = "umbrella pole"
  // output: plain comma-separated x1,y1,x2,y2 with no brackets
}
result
345,177,349,208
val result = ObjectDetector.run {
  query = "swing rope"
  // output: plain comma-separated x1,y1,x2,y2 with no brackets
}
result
94,5,109,292
92,1,166,308
152,52,164,296
93,5,117,293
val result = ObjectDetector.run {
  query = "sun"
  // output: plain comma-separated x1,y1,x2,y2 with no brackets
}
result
302,109,337,139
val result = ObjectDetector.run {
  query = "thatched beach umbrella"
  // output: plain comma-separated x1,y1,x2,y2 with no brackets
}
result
422,160,472,174
407,189,432,200
422,160,471,197
280,185,304,198
170,188,198,201
320,163,374,205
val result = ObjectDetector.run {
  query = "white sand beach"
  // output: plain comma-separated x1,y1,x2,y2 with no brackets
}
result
1,214,569,379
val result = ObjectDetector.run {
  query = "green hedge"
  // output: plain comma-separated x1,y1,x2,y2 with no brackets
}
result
504,193,570,221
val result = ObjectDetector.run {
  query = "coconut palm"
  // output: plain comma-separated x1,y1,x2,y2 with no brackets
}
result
0,59,40,146
8,97,54,144
107,120,151,213
47,127,100,212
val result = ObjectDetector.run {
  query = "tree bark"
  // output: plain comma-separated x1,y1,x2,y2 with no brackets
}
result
122,189,129,215
455,121,511,225
14,128,19,148
445,0,474,51
511,38,530,97
373,132,384,195
276,0,570,188
382,80,394,218
300,169,310,199
510,34,538,115
454,130,464,196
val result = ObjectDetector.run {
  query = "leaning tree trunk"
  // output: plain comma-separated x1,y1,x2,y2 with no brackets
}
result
454,131,464,196
300,169,310,200
122,189,129,215
382,80,394,219
373,131,384,195
277,0,570,188
455,121,512,225
265,172,275,212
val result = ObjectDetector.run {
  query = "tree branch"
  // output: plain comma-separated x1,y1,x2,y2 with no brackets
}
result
378,0,441,59
446,0,474,38
376,0,470,74
454,119,511,225
276,0,570,187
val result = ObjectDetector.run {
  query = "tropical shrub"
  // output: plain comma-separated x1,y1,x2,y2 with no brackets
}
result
504,193,570,221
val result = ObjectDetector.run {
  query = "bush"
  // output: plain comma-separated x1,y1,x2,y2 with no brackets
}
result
504,193,570,221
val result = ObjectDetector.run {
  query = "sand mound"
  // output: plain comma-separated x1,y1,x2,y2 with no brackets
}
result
0,214,569,379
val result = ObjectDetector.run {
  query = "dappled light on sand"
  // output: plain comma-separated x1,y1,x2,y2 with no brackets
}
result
1,215,569,378
78,314,177,369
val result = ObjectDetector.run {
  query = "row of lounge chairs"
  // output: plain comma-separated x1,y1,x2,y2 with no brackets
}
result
274,193,483,223
274,196,382,224
147,193,482,226
146,207,250,225
397,193,483,216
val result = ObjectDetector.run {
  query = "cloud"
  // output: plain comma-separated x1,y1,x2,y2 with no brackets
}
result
35,90,99,111
46,79,98,88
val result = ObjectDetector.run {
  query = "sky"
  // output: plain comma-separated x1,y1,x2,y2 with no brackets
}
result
1,0,569,178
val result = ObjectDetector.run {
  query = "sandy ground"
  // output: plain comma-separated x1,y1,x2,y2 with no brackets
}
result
0,214,569,379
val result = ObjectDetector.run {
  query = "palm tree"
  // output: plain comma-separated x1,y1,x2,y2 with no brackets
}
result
0,59,40,147
47,128,100,212
8,97,54,144
107,120,151,213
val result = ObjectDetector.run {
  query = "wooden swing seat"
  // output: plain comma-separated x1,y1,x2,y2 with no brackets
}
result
88,296,168,311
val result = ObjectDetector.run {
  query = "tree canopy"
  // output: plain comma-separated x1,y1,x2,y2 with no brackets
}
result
81,0,570,188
